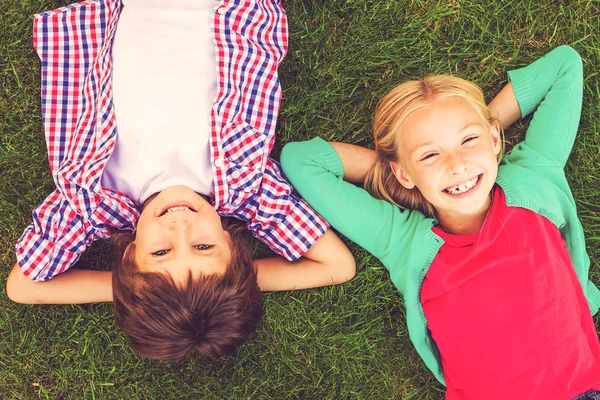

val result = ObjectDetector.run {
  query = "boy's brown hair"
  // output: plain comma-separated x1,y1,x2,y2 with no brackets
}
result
111,220,262,360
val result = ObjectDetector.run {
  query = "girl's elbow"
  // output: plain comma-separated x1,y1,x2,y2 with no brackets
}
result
280,142,298,173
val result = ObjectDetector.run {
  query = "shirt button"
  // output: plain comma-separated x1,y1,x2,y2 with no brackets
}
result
215,158,224,168
216,7,225,14
507,197,513,203
232,170,240,179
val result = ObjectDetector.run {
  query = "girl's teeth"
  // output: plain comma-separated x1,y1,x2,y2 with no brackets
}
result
445,176,479,194
166,206,191,214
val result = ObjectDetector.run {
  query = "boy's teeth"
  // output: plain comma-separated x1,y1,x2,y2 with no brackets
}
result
166,206,191,214
445,176,479,194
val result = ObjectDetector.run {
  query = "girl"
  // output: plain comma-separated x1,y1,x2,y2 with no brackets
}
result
7,0,355,360
281,45,600,398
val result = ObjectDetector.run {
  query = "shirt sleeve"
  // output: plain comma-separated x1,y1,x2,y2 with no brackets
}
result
505,45,583,169
245,157,329,261
280,137,418,262
15,190,88,281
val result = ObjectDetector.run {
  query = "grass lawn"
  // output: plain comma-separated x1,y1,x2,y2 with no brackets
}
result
1,0,599,398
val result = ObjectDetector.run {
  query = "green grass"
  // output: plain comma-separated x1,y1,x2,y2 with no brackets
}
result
1,0,599,398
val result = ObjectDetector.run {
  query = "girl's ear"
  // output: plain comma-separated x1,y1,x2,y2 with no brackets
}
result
390,161,415,189
491,122,501,155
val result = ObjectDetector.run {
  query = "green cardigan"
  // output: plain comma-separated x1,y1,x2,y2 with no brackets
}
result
280,45,600,385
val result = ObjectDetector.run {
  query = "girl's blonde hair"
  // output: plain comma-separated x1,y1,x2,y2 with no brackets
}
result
364,75,504,217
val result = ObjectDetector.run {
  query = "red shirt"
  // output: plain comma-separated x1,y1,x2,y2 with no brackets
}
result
422,186,600,399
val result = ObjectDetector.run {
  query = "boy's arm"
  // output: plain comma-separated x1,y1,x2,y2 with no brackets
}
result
255,229,355,291
6,263,112,304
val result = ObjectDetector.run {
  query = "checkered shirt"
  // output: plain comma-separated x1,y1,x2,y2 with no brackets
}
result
16,0,328,281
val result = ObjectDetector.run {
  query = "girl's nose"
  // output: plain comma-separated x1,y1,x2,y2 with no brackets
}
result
446,153,468,174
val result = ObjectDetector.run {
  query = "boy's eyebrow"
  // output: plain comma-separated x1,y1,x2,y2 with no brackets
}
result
143,249,222,266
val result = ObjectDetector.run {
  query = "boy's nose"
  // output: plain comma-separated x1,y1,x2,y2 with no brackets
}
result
167,217,192,230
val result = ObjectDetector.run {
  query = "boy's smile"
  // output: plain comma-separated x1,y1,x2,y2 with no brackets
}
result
134,185,231,283
390,97,501,234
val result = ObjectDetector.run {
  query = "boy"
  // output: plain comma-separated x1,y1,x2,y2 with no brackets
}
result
7,0,355,359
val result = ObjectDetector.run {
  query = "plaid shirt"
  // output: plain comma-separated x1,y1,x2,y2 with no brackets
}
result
16,0,328,281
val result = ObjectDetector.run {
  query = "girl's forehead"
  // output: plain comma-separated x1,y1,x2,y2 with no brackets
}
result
398,98,486,151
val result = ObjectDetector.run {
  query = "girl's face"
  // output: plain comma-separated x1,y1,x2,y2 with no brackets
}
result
390,97,501,232
133,185,231,284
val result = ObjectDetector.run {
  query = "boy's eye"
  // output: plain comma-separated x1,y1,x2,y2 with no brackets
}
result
151,249,170,256
194,244,213,250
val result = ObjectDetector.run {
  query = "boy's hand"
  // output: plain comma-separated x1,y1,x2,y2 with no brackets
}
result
255,229,355,291
6,264,113,304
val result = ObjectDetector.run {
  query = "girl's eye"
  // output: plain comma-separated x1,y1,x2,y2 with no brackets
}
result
462,136,478,144
420,153,438,161
151,249,170,256
194,244,213,250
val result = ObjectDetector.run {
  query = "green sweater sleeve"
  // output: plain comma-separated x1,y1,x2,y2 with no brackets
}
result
506,45,583,169
280,137,416,262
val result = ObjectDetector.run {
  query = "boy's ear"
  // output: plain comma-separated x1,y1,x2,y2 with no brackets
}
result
491,121,501,155
390,161,415,189
224,230,233,248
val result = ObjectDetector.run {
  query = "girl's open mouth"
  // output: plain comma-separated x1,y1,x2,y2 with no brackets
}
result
443,174,482,197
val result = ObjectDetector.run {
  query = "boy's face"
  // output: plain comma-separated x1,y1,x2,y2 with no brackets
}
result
133,185,231,284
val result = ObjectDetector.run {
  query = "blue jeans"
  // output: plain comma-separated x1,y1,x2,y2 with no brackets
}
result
574,390,600,400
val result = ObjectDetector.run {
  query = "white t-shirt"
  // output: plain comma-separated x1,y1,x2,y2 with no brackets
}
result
101,0,218,205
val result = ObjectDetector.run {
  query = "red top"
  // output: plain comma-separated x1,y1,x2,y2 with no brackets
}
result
422,186,600,399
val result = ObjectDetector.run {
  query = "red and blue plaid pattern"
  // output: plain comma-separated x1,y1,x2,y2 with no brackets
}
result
16,0,328,281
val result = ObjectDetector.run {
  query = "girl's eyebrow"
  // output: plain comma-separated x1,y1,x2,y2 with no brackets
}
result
410,123,481,156
459,123,481,133
411,141,435,156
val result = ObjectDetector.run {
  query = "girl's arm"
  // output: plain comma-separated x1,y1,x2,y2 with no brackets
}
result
280,137,414,263
255,229,356,291
504,45,583,167
487,82,520,130
327,142,377,184
6,264,112,304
